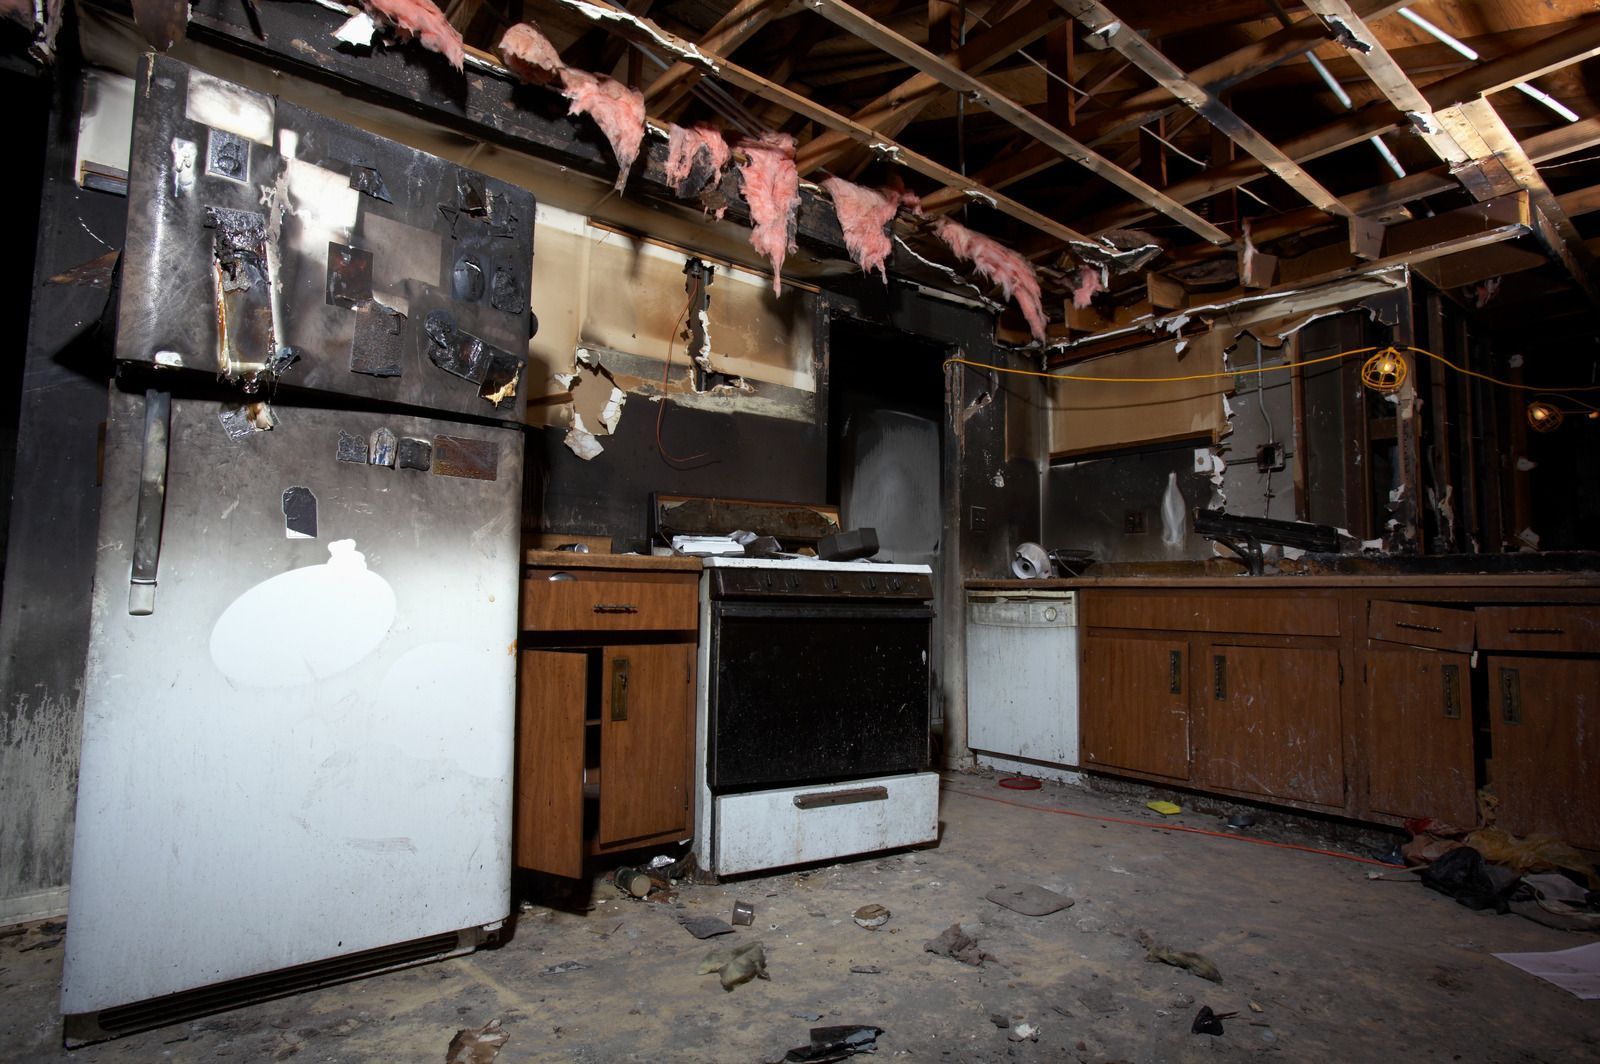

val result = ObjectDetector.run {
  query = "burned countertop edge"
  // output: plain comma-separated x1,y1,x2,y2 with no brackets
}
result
965,572,1600,589
523,550,703,571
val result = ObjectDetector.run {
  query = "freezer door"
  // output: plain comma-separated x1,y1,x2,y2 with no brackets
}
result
62,390,523,1016
117,56,534,421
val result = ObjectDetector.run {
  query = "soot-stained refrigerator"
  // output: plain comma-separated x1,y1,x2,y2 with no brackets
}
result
61,57,536,1042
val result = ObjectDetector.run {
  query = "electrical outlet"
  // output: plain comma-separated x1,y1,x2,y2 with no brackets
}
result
1256,442,1287,473
969,505,988,532
1194,447,1212,473
1124,510,1146,534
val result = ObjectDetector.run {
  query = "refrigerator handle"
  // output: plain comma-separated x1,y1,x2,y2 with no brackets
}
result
128,390,172,616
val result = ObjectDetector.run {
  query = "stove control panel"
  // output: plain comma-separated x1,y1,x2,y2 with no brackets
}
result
709,568,932,601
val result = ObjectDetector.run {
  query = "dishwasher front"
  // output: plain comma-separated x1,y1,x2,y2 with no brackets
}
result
965,590,1081,783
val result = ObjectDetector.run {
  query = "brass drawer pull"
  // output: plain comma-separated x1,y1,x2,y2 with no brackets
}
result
593,603,639,614
1396,621,1443,633
793,786,888,809
1508,626,1564,636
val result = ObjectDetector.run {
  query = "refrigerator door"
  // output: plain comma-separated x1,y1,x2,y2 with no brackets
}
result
62,389,522,1019
118,56,534,421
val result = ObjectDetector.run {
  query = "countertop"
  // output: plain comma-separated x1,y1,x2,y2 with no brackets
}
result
523,550,703,572
966,572,1600,590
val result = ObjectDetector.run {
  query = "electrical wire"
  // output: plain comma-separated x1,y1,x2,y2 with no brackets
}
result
944,344,1600,398
940,783,1395,868
655,293,709,465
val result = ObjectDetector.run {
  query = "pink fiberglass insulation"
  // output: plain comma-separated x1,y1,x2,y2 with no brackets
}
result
931,216,1046,342
365,0,464,71
736,133,800,295
559,69,647,192
664,124,732,196
821,177,898,281
499,22,563,86
883,173,923,216
1069,265,1104,309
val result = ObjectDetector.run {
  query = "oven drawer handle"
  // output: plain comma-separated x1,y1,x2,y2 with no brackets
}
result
593,603,639,614
793,786,889,810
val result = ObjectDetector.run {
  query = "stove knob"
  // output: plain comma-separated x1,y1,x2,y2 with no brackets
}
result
825,574,839,591
761,573,774,590
865,574,878,592
784,573,800,591
1044,606,1059,622
889,576,902,592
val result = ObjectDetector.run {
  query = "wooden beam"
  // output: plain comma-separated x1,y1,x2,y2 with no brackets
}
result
1444,97,1600,304
642,0,783,115
795,0,1066,174
920,0,1400,215
1298,0,1568,201
1072,18,1600,236
1413,242,1550,290
542,0,1094,244
1054,0,1349,216
798,0,1233,244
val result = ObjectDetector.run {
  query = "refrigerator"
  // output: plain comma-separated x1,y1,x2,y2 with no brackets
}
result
61,56,534,1041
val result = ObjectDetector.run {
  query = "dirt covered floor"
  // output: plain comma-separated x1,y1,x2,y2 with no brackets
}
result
4,771,1598,1062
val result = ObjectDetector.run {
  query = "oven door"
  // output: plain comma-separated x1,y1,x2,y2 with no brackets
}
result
707,601,932,793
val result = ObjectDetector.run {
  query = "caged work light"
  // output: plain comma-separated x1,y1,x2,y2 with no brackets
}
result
1360,346,1409,393
1526,400,1564,432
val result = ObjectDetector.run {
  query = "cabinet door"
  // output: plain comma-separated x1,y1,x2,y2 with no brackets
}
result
1200,644,1344,806
1488,655,1600,850
598,644,694,849
515,650,587,878
1081,634,1190,780
1364,646,1476,825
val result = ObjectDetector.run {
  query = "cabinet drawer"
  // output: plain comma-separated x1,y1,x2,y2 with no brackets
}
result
712,773,939,876
1368,600,1475,652
522,571,698,632
1083,592,1338,637
1476,606,1600,654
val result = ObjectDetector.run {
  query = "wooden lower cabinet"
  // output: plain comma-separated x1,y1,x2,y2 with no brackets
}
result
1486,654,1600,850
1363,645,1476,825
516,553,699,879
1081,633,1191,780
1198,643,1344,807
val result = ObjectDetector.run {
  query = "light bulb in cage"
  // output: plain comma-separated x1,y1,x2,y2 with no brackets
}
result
1360,346,1408,393
1527,400,1564,432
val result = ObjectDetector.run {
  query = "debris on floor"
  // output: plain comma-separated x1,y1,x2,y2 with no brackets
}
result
1493,941,1600,999
984,883,1075,916
700,940,769,991
782,1023,882,1062
849,964,882,975
539,960,589,975
924,922,993,966
614,867,653,898
445,1018,508,1063
1146,800,1182,816
1137,929,1222,983
1008,1021,1040,1042
1191,1006,1232,1036
851,903,889,930
732,900,756,926
679,913,737,939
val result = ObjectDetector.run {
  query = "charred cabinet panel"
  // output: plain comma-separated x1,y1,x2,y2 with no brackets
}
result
1364,646,1476,825
119,58,533,420
1080,634,1191,780
1486,655,1600,851
1198,643,1344,807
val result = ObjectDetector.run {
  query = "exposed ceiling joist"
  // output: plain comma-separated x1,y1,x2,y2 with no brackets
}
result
643,0,786,114
795,0,1066,175
797,0,1234,244
1053,0,1350,216
543,0,1096,244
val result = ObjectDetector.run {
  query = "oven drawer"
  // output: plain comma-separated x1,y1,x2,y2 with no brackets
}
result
522,570,698,632
712,772,939,876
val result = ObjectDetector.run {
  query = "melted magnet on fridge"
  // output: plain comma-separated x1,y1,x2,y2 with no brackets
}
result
336,430,368,464
282,486,317,539
490,267,526,314
348,164,392,202
432,435,498,480
369,426,397,468
349,300,405,377
452,255,485,302
396,437,432,471
326,243,374,309
206,129,250,184
218,402,277,439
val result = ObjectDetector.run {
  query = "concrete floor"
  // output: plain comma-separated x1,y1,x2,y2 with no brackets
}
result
4,772,1598,1062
